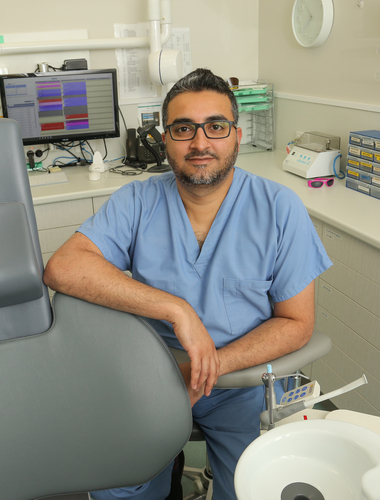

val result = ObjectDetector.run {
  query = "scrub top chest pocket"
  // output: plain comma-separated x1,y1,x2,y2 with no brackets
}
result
223,278,273,336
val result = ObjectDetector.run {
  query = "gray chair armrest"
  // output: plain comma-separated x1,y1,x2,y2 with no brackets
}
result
169,329,331,389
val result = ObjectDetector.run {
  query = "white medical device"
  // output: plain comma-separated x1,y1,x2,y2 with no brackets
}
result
283,132,341,179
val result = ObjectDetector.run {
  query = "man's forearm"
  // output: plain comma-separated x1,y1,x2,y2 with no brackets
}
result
217,315,313,377
44,240,185,322
217,282,315,377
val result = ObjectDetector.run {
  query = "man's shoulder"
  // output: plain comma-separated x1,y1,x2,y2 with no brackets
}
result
234,166,296,199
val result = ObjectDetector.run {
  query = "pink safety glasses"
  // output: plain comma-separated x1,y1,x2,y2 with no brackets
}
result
308,177,335,188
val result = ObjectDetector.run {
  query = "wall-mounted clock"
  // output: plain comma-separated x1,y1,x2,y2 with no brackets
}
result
292,0,334,48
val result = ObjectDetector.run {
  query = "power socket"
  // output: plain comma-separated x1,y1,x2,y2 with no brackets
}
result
24,145,46,159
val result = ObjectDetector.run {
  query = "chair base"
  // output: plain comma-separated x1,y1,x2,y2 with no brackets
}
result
183,465,213,500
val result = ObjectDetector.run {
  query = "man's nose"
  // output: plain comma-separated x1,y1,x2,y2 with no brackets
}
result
189,126,211,148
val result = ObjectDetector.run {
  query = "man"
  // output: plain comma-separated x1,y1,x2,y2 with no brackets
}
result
44,68,332,500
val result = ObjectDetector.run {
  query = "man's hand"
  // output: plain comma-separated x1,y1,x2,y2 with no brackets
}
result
171,303,220,397
179,362,205,407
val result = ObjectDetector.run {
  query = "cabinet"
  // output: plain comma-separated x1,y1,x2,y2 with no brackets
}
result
35,198,93,268
34,195,111,296
306,217,380,417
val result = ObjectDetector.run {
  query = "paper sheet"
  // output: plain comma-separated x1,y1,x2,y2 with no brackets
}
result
164,27,191,77
114,23,157,102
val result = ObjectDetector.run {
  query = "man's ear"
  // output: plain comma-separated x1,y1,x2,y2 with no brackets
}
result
237,127,243,151
162,132,166,144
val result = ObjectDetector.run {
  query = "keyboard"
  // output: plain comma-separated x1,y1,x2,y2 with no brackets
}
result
29,171,69,187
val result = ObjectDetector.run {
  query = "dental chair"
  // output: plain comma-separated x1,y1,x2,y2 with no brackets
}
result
0,118,192,500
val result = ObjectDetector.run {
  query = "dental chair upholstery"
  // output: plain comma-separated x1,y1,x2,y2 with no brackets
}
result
0,118,192,500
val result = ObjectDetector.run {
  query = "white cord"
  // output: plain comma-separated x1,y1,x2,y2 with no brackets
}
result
304,374,368,408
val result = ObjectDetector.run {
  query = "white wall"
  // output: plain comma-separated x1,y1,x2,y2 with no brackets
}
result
171,1,259,81
4,0,378,161
0,0,259,79
0,0,259,158
258,0,380,155
259,0,380,103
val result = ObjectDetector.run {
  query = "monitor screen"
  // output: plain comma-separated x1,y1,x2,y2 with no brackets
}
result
0,69,120,146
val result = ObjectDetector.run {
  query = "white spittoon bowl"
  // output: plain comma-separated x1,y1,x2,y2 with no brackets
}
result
234,420,380,500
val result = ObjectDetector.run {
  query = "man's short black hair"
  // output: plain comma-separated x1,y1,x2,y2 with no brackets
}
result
162,68,239,128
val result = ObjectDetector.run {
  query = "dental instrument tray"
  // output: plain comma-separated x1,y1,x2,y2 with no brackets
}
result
283,131,341,179
232,81,274,152
233,84,271,112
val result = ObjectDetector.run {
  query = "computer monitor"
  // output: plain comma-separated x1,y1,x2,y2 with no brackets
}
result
0,69,120,146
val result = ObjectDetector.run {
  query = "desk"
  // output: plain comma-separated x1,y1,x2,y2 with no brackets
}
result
32,151,380,417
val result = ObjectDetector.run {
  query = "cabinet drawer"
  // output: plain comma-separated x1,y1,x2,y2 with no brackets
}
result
321,343,380,413
309,215,323,240
34,198,93,230
318,280,380,350
311,359,379,416
321,258,380,318
93,195,110,213
308,216,324,311
316,305,380,381
322,224,380,285
38,225,80,254
316,307,380,413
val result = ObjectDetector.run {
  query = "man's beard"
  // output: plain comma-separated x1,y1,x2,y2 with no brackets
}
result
166,140,239,187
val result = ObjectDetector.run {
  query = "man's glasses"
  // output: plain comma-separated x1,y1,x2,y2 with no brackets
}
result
308,177,335,188
165,120,236,141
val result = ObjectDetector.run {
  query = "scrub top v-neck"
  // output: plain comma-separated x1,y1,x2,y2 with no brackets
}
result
168,170,242,278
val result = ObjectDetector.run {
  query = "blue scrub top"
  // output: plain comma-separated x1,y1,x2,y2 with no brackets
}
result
78,167,332,350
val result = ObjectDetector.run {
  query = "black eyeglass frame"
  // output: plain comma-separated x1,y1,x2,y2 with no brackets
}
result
165,120,236,141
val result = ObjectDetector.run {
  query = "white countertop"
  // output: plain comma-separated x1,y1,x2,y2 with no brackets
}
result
31,150,380,250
